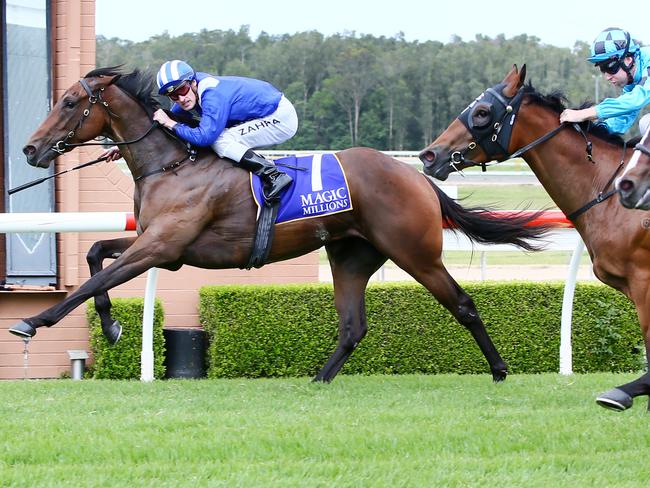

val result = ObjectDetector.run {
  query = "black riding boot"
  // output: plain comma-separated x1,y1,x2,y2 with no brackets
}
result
238,150,292,202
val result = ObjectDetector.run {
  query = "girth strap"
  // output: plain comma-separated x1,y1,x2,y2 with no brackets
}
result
245,201,279,269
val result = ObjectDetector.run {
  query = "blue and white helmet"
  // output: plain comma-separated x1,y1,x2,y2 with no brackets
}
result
156,60,195,95
588,28,640,63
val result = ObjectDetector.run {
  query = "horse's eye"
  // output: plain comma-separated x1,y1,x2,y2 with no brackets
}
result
64,100,76,109
471,104,492,129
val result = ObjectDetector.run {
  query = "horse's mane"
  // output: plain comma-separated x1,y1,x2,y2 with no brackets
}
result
84,66,200,127
85,66,161,113
522,82,625,147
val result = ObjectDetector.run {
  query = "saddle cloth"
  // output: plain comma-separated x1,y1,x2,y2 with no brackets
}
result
250,153,353,223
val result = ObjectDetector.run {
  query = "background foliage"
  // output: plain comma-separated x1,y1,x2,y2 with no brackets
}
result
97,28,647,150
88,298,166,379
199,283,644,378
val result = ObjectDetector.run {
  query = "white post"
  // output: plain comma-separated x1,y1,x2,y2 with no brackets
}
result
480,251,487,281
140,267,159,382
559,238,585,375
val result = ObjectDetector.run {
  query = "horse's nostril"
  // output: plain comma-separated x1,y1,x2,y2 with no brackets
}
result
23,145,36,157
618,179,634,192
421,151,435,163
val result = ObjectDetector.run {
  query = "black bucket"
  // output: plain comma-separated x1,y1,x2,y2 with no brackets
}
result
163,328,208,379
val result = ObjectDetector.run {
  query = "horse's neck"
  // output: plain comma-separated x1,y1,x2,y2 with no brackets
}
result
522,127,623,214
109,115,188,179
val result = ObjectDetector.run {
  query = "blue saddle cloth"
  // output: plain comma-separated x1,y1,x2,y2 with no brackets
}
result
250,153,353,224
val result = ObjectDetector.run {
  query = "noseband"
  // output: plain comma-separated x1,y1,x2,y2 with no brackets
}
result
635,142,650,158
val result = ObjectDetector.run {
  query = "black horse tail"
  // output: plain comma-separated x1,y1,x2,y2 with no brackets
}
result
427,177,552,251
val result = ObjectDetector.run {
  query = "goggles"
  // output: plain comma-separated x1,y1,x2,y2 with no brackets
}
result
167,81,192,101
597,57,622,75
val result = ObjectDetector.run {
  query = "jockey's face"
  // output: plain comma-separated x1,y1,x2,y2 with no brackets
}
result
602,56,635,88
169,80,198,110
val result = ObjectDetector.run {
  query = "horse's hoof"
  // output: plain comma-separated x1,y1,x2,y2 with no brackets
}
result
103,320,122,345
9,321,36,339
596,388,633,411
492,368,508,383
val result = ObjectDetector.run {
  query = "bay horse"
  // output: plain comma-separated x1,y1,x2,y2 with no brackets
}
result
617,126,650,209
9,67,550,383
419,64,650,411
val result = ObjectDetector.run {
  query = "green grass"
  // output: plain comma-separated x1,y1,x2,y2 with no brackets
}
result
0,374,647,487
441,250,592,266
320,247,592,267
458,184,557,210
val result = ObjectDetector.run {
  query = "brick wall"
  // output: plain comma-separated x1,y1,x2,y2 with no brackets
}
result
0,0,318,379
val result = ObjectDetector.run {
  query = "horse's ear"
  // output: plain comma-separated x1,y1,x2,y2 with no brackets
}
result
503,63,525,96
503,64,519,83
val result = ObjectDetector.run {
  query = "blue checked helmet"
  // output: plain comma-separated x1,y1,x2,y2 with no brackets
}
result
588,28,639,63
156,60,195,95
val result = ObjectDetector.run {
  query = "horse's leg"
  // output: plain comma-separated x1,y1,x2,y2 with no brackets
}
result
313,238,387,383
86,236,138,344
396,257,507,381
596,292,650,411
9,229,187,339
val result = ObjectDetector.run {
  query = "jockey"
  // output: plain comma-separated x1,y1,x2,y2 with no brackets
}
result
560,27,650,136
152,60,298,202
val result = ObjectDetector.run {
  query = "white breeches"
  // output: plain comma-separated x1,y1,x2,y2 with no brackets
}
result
211,96,298,162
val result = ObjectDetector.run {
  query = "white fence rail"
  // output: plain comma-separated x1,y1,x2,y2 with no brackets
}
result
1,211,582,377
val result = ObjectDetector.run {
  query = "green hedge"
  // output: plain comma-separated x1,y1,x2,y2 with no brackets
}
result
87,298,166,379
199,282,644,378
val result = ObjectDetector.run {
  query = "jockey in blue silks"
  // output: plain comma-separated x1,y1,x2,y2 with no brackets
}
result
152,60,297,202
560,27,650,136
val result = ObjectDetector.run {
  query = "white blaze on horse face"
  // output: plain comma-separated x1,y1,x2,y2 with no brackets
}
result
624,129,650,173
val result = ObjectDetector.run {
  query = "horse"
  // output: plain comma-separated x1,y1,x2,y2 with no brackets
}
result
418,64,650,411
617,126,650,209
8,66,551,383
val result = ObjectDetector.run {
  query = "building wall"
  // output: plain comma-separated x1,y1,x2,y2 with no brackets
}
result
0,0,319,380
0,0,5,281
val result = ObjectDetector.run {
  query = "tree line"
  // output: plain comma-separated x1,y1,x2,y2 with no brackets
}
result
97,27,626,151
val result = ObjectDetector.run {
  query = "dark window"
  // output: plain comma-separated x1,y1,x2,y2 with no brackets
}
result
3,0,55,286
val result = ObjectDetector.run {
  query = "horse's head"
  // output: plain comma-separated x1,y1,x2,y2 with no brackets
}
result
22,72,121,168
616,130,650,209
419,65,527,180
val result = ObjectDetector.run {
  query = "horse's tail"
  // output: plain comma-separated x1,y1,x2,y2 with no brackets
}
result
426,177,551,251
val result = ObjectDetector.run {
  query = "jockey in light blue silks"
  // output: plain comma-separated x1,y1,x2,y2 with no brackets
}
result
152,60,298,202
560,27,650,136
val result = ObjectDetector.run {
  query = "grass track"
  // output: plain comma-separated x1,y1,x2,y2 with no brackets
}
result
1,373,648,487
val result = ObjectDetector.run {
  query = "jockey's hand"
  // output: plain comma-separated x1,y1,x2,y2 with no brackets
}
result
153,109,177,130
100,146,122,162
560,107,598,124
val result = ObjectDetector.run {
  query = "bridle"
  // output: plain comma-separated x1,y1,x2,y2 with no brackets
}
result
452,81,628,221
51,78,157,155
635,140,650,158
50,77,197,182
453,82,526,171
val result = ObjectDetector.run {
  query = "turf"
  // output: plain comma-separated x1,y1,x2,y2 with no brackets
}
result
0,373,648,487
